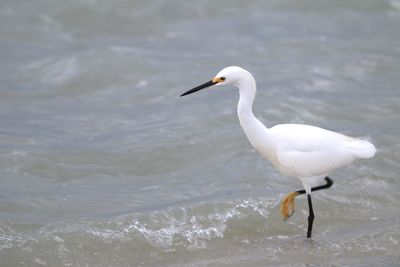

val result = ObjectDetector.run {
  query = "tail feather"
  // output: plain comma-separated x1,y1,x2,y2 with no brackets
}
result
347,139,376,159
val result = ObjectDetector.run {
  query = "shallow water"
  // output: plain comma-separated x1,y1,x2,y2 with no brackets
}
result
1,0,400,266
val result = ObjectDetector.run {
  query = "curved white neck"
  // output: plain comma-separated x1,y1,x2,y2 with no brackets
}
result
236,74,270,149
237,74,258,128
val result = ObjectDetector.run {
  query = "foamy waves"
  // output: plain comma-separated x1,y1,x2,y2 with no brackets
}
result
0,197,276,262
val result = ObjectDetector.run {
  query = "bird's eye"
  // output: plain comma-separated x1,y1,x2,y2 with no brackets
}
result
220,77,226,81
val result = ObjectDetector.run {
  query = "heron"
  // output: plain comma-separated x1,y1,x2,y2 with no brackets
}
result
180,66,376,238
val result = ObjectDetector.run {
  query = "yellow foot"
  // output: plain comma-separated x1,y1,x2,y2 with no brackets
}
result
280,191,299,220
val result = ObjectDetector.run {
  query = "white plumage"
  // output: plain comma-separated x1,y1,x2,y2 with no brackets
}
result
180,66,376,238
214,66,376,191
256,124,374,185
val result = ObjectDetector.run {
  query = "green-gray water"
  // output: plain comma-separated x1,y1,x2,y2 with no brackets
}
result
1,0,399,266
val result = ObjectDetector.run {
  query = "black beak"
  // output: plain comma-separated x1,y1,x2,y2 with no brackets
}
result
180,80,217,97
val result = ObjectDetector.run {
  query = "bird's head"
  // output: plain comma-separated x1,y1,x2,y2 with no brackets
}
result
180,66,252,97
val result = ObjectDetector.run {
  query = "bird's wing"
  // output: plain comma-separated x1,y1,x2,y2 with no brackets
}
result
272,124,356,177
276,148,353,178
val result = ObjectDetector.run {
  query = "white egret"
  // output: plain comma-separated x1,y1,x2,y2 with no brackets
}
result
180,66,376,239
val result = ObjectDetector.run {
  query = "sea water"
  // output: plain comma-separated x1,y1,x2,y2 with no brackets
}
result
0,0,399,266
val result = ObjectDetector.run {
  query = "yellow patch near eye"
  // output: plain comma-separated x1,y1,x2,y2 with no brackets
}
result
212,77,225,83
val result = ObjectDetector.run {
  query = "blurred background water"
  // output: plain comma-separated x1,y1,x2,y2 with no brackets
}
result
0,0,400,266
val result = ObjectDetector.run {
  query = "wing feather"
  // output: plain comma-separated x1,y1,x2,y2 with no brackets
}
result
271,124,356,177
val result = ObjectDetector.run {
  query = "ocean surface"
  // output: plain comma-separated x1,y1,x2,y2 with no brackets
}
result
1,0,400,266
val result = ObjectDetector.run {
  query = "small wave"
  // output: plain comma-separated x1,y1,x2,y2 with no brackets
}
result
89,197,275,250
25,57,80,85
0,197,276,263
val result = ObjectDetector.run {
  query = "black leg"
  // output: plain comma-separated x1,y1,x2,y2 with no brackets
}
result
306,194,315,239
296,177,333,195
280,177,333,220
